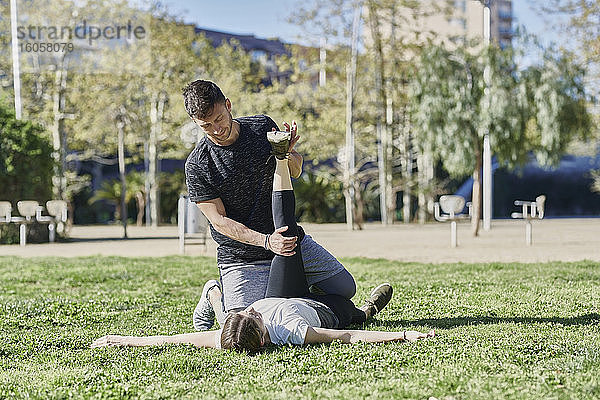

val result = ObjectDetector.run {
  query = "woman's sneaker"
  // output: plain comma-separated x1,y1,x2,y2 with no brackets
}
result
267,130,291,160
363,283,393,316
193,280,220,331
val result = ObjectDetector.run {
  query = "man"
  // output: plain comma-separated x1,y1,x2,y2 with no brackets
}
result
183,80,356,330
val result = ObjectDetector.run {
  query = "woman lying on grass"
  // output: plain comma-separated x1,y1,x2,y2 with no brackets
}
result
92,129,434,353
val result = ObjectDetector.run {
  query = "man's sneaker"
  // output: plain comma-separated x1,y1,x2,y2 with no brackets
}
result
193,279,220,331
363,283,393,316
267,130,291,160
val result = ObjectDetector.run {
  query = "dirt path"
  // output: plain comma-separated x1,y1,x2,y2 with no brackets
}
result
2,218,598,263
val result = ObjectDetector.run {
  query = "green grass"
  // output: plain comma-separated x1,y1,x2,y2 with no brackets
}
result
1,256,599,399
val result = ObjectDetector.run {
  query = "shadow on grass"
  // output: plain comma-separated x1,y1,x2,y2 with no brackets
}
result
377,313,600,329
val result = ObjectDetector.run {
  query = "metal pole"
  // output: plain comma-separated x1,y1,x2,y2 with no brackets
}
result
451,221,457,248
319,37,326,87
178,196,186,254
10,0,22,119
482,2,492,231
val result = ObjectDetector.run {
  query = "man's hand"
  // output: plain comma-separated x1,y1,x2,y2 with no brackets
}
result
268,226,298,256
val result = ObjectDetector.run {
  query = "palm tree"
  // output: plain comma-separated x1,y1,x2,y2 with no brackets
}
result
89,171,147,225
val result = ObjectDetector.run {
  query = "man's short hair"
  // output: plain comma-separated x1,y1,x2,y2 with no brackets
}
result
182,80,226,120
221,312,263,354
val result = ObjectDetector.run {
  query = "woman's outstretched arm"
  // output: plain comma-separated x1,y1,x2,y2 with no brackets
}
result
304,327,434,345
91,331,220,349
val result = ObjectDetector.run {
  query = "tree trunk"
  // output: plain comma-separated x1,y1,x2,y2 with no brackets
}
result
149,92,165,228
417,153,426,224
385,91,395,224
135,191,145,226
344,5,361,231
353,180,364,230
368,0,390,225
401,105,412,224
471,146,482,236
344,64,355,231
51,53,68,200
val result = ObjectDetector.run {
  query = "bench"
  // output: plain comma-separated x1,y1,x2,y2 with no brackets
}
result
0,200,68,245
178,195,209,254
434,195,471,248
511,195,546,246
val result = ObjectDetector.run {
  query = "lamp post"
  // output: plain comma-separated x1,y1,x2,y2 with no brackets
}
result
481,0,492,231
10,0,22,119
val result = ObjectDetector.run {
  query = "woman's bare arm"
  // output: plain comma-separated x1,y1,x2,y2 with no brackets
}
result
91,331,220,349
304,327,434,345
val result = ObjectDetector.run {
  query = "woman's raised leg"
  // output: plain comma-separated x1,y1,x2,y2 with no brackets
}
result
265,156,309,298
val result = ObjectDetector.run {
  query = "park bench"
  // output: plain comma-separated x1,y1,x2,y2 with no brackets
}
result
434,195,472,248
0,200,68,245
511,195,546,246
178,195,209,254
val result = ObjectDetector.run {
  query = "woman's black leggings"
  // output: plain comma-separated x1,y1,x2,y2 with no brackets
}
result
264,190,365,327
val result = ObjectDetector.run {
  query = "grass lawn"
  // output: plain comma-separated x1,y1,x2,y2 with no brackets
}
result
0,256,599,399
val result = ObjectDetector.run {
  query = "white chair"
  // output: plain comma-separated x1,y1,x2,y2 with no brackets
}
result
434,195,471,248
0,201,12,224
511,195,546,246
13,200,40,246
37,200,68,242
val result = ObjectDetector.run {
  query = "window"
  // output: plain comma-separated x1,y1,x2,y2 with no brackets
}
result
250,49,267,63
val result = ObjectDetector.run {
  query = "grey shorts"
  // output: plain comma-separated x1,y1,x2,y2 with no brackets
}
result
218,234,345,312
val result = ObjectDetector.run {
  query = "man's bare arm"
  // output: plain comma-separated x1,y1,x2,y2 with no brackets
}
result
91,331,219,349
304,327,434,345
197,198,297,256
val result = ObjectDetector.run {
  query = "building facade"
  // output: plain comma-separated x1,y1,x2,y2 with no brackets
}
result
369,0,513,49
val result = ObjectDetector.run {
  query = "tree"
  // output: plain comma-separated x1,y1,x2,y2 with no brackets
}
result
540,1,599,65
0,101,55,244
538,0,600,154
141,10,200,228
0,101,54,204
292,0,447,227
88,170,146,225
409,42,590,235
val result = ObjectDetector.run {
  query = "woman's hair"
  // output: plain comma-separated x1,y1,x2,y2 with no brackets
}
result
221,312,263,354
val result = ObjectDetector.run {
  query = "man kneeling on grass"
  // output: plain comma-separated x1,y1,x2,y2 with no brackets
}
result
92,128,434,353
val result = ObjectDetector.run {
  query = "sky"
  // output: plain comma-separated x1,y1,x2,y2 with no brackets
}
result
162,0,564,49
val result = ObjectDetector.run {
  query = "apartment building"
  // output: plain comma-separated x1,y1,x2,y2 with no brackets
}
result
428,0,512,48
367,0,513,49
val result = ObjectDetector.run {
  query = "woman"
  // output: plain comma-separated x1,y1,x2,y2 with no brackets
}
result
92,126,434,352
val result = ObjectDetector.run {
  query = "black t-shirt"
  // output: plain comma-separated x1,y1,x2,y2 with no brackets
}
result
185,114,304,264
